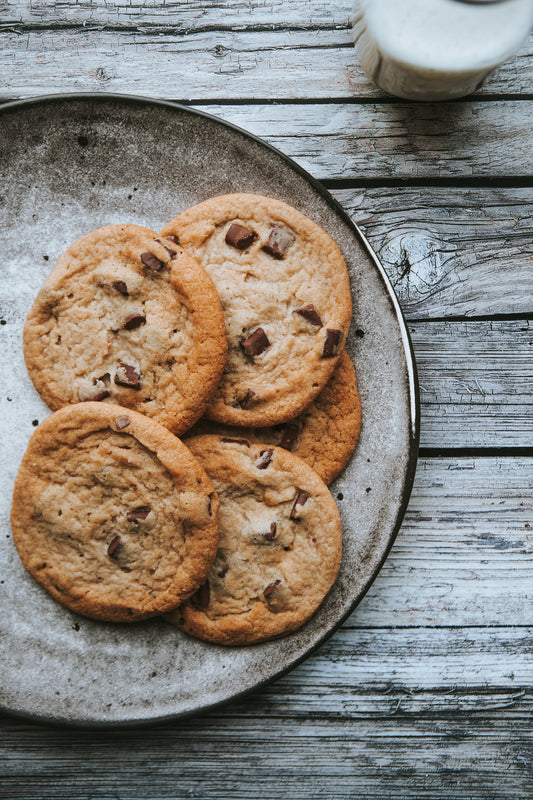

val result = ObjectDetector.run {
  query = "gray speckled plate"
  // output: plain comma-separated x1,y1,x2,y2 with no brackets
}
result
0,94,419,727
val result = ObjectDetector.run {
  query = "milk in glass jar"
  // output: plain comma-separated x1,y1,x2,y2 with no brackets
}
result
352,0,533,100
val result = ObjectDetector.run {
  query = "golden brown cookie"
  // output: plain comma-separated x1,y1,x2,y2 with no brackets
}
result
165,435,342,645
10,403,219,622
187,350,361,485
23,224,227,436
161,194,352,427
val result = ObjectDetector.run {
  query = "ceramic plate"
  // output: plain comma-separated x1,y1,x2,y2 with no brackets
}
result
0,94,419,726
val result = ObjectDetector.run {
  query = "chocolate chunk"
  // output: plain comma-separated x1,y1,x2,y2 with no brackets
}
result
114,415,131,429
93,390,110,401
165,234,180,245
263,579,281,598
241,327,270,358
113,280,129,296
294,303,323,328
238,388,257,409
107,535,123,558
123,313,146,330
140,252,164,272
78,384,110,402
154,237,178,256
322,328,342,358
290,490,310,520
225,223,257,250
264,522,277,541
262,225,295,259
221,436,251,447
256,449,274,470
279,422,300,451
126,506,150,523
114,363,141,389
193,581,210,610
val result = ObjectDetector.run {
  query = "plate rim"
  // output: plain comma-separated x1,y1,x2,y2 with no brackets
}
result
0,92,420,728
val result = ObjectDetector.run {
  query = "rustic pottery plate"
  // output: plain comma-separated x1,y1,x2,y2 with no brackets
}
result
0,94,419,726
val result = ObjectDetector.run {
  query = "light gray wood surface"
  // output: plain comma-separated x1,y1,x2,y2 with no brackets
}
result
0,1,532,798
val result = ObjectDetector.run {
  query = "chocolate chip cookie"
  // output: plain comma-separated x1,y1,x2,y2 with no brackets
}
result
187,351,361,485
161,194,352,427
165,435,342,645
23,224,227,435
10,403,219,622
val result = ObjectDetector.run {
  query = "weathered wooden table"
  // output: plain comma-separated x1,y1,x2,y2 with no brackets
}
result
1,2,532,798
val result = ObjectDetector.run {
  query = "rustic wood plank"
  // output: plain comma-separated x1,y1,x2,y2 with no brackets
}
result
363,319,533,449
1,91,531,179
205,101,533,180
0,27,531,101
409,319,533,448
350,457,533,628
334,186,533,319
2,0,351,29
1,712,531,800
0,627,531,798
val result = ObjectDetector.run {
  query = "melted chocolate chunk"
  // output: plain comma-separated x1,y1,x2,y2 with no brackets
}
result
126,506,150,523
322,328,342,358
221,436,251,447
264,522,277,541
154,237,178,256
263,579,281,598
290,490,310,520
256,448,274,470
107,535,123,558
193,581,210,610
140,252,164,272
78,384,110,402
113,280,129,296
279,422,300,451
262,225,295,259
123,313,146,330
238,388,257,409
114,363,141,389
241,327,270,358
294,303,323,328
165,234,180,245
225,223,257,250
114,415,131,429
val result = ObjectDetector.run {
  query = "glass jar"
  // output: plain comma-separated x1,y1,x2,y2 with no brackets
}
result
352,0,533,100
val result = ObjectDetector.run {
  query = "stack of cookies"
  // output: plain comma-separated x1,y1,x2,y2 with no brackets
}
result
11,193,360,646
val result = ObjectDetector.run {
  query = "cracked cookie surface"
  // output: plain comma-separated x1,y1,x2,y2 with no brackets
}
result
10,403,219,622
161,194,352,427
187,350,361,485
165,434,342,645
23,224,227,435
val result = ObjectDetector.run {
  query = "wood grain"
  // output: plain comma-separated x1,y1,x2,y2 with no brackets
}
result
335,187,533,319
2,94,528,181
1,7,531,100
350,457,533,627
0,624,531,799
410,319,533,448
202,102,533,180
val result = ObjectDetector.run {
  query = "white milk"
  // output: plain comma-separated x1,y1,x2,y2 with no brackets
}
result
352,0,533,100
